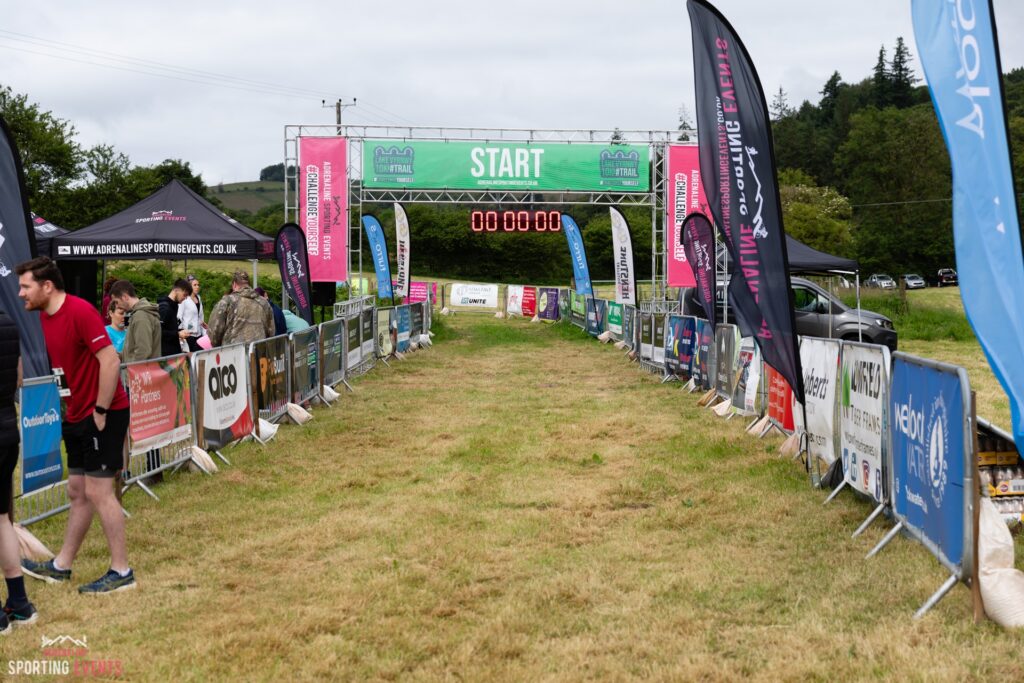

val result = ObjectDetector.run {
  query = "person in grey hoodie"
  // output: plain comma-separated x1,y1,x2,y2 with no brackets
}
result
109,280,160,363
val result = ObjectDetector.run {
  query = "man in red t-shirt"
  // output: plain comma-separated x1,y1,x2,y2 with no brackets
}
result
16,257,136,594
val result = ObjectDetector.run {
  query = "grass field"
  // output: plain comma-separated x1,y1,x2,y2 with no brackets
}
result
208,180,284,214
6,313,1023,681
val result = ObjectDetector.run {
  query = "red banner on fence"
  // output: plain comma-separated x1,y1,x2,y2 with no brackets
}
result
298,137,348,282
766,364,795,433
522,286,537,317
126,356,193,455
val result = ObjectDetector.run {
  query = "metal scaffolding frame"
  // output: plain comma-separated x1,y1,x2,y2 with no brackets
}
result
284,125,694,307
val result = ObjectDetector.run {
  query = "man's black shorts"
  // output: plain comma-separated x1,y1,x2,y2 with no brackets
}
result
63,408,129,478
0,443,16,515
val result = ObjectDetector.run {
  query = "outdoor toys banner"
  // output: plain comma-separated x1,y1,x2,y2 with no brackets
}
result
376,308,393,357
665,144,707,287
682,212,718,330
692,319,715,390
715,324,740,401
840,342,890,503
362,215,393,300
361,309,374,357
292,328,319,405
346,315,361,368
622,305,636,350
639,313,653,361
397,305,411,352
913,1,1024,450
521,286,537,317
607,302,624,337
732,337,762,416
890,353,970,575
609,207,637,305
320,318,346,387
800,337,840,466
450,282,500,310
275,222,314,324
586,298,607,337
0,116,48,378
507,285,526,316
19,377,63,494
125,357,193,456
652,314,666,365
298,136,348,282
766,364,795,433
569,291,587,328
363,140,650,192
665,315,697,379
196,344,253,450
394,203,411,299
561,215,594,296
254,335,289,422
688,0,804,404
537,288,560,321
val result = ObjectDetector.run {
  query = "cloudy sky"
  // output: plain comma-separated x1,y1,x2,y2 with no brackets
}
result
4,0,1023,183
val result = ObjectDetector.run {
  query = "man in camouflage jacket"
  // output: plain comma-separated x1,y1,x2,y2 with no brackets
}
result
207,271,275,347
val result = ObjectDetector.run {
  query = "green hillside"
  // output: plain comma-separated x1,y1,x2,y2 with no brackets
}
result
209,180,284,213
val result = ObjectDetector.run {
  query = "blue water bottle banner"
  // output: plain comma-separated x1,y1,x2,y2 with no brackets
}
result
19,377,64,494
890,353,971,576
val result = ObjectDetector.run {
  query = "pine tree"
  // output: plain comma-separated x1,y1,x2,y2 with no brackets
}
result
872,46,891,108
889,36,919,108
770,87,794,120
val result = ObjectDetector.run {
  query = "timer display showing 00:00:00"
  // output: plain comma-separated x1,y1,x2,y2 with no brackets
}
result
470,210,562,233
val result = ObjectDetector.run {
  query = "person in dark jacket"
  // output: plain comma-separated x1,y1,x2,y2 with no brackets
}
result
0,309,38,633
255,287,286,337
157,279,191,357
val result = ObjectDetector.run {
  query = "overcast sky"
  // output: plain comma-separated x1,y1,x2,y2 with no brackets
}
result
4,0,1023,183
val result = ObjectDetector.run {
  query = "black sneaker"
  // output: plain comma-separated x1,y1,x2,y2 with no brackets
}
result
78,569,136,595
21,559,71,584
0,610,9,636
4,602,38,628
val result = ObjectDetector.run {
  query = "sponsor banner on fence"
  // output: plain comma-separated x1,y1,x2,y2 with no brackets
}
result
125,356,193,456
692,319,715,390
652,314,666,365
800,337,840,466
714,324,740,401
450,282,500,310
521,286,537,317
665,315,697,379
666,144,706,287
507,285,525,316
537,288,560,321
622,305,636,350
361,309,374,357
569,291,586,328
19,377,64,494
410,302,424,338
766,364,795,433
298,137,348,282
639,313,653,361
732,337,762,416
890,353,971,575
320,318,345,387
840,342,890,502
377,308,393,357
396,305,411,352
291,328,319,405
363,140,650,192
346,316,361,369
405,281,436,305
607,302,623,337
196,345,253,450
586,298,607,337
254,335,289,422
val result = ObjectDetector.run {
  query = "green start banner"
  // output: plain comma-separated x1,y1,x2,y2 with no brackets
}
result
363,140,650,192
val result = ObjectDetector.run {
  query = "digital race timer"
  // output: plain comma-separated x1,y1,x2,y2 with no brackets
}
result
470,210,562,233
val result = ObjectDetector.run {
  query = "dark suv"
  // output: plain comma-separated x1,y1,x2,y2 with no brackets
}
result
937,268,958,287
681,276,898,350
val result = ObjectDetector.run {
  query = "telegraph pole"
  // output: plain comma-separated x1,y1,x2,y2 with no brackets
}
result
321,98,356,135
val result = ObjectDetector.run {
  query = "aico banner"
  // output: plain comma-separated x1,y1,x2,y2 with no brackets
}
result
766,365,795,433
607,302,624,337
890,353,971,576
586,298,607,337
376,308,393,357
450,282,499,311
913,1,1024,450
537,288,560,321
125,357,193,456
800,337,840,466
254,335,288,422
666,315,697,379
363,140,650,192
196,345,253,450
521,286,537,317
732,337,762,416
609,207,637,305
394,203,411,299
275,223,314,324
666,145,707,287
506,285,526,316
692,319,715,390
715,324,740,401
396,305,411,352
362,216,393,300
291,328,319,405
561,215,594,296
840,342,890,503
346,316,361,368
298,137,348,282
19,377,64,494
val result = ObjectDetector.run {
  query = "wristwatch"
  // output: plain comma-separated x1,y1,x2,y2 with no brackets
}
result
94,405,108,416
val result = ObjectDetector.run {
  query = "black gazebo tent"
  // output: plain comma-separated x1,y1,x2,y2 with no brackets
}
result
31,212,69,258
784,235,858,275
53,179,273,260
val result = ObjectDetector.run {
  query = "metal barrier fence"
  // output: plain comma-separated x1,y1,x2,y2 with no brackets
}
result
291,327,320,406
320,318,346,390
251,334,291,423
